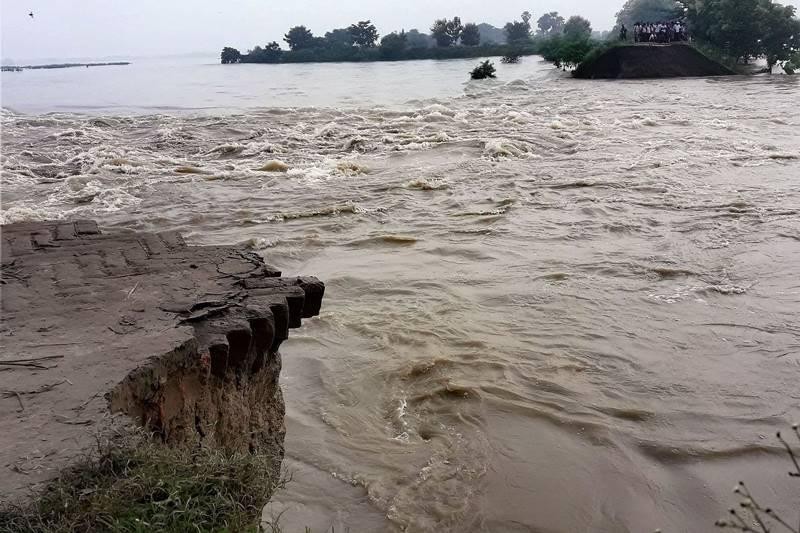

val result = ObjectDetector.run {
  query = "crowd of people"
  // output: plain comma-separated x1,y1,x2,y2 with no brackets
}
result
630,21,688,43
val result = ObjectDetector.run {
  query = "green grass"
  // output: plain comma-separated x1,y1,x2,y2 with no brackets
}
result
689,40,741,73
0,433,284,533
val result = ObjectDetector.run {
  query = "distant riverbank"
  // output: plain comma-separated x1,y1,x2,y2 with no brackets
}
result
1,62,130,72
227,44,537,65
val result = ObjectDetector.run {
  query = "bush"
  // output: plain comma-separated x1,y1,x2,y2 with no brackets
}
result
470,60,497,79
539,35,597,70
0,432,284,533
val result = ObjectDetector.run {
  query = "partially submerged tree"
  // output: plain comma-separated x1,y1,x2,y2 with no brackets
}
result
684,0,762,62
246,42,283,62
220,47,241,64
667,0,800,68
284,25,315,51
757,1,800,72
470,60,496,79
461,23,481,46
348,20,379,47
540,35,595,69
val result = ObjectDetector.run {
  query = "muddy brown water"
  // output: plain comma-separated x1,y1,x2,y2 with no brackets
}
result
2,58,799,532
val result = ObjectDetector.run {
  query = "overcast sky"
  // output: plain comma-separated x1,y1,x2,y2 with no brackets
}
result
2,0,633,61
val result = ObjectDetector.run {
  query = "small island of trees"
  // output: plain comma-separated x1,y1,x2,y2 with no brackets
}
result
221,0,800,75
221,15,541,65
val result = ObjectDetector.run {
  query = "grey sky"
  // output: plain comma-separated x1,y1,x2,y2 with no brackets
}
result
3,0,628,61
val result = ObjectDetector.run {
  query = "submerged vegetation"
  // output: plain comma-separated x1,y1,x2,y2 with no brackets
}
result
0,432,283,533
714,424,800,532
470,60,497,79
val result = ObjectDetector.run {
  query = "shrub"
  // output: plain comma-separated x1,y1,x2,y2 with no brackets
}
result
470,60,497,79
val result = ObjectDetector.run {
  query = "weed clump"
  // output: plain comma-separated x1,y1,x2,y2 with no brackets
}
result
0,432,283,533
714,424,800,532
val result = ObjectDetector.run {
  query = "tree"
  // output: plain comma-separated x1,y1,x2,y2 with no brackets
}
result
324,28,354,48
505,12,532,43
540,35,594,69
615,0,681,29
431,19,450,46
785,48,800,72
406,29,434,48
348,20,379,47
757,1,800,72
537,12,565,35
220,47,241,64
563,16,593,40
682,0,762,62
243,41,283,63
522,11,533,26
380,31,408,59
262,41,283,61
447,17,464,44
431,17,463,46
284,26,315,51
461,23,481,46
477,23,506,44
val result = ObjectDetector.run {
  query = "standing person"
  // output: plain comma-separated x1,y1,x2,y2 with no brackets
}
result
620,23,628,41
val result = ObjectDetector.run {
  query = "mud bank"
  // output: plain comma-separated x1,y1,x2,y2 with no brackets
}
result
574,44,736,79
0,220,324,501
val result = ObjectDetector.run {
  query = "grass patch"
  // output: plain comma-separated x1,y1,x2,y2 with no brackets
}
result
0,432,284,533
689,41,742,73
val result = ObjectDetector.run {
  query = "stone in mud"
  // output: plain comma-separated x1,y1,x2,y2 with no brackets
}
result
0,219,324,500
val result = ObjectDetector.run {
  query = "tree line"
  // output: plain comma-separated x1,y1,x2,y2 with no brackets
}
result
220,1,799,74
220,14,589,64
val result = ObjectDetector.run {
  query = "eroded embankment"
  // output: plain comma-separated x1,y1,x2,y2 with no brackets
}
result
574,44,736,79
0,220,323,528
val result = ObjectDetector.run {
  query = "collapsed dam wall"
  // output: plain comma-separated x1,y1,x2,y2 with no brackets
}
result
573,44,736,79
0,220,323,500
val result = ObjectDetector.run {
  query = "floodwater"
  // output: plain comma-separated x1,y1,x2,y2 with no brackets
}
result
2,55,799,532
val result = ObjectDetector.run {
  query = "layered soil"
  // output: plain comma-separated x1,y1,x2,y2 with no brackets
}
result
0,220,323,501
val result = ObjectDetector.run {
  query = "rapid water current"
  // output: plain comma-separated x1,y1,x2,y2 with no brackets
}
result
2,56,799,532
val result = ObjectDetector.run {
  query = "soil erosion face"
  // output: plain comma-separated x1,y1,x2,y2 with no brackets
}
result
0,219,324,500
574,44,736,78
